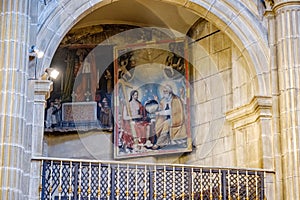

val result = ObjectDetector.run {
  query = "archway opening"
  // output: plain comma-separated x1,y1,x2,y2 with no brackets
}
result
44,0,256,166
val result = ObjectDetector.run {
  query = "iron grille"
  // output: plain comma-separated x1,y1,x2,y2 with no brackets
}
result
39,159,266,200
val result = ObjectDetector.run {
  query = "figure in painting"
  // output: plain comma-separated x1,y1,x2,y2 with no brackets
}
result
118,56,132,81
164,42,185,79
99,98,112,128
121,90,152,152
152,84,187,150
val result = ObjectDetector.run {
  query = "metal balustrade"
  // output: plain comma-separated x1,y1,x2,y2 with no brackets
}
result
34,157,273,200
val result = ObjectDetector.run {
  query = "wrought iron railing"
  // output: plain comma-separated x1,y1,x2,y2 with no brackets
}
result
34,157,272,200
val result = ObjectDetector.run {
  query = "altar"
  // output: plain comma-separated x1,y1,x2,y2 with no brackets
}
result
62,101,99,129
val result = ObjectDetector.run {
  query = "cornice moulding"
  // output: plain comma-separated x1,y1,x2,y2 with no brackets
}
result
226,96,272,129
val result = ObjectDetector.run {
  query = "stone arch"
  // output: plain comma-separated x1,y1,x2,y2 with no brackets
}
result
36,0,270,96
187,1,270,96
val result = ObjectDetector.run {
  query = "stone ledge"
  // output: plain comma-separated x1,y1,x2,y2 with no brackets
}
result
226,96,272,129
33,80,53,100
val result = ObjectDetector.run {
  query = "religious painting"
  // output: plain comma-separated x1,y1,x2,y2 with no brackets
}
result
114,39,192,159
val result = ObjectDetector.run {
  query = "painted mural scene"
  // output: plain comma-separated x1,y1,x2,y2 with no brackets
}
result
114,40,192,158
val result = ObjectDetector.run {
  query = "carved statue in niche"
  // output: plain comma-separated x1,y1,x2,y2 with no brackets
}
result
98,97,112,128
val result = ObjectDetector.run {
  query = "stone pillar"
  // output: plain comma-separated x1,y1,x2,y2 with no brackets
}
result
0,0,30,199
32,80,53,156
274,1,300,199
29,80,52,200
264,3,284,199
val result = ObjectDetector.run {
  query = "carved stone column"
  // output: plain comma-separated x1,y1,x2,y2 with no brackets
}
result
0,1,30,199
29,80,53,200
274,1,300,199
264,2,283,199
32,80,53,156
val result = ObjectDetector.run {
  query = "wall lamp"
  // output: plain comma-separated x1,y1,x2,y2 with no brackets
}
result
41,68,60,80
28,46,59,80
29,45,44,58
28,45,45,80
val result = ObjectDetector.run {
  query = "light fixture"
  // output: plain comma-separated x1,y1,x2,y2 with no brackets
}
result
29,45,44,58
41,68,60,80
28,45,45,80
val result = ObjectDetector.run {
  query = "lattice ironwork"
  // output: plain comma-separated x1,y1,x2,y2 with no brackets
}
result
39,159,267,200
192,169,221,199
226,170,263,200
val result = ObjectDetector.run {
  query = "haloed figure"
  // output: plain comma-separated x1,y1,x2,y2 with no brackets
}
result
153,85,187,149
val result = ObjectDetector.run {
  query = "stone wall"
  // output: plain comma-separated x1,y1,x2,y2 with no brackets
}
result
45,131,114,160
177,19,272,170
178,20,237,166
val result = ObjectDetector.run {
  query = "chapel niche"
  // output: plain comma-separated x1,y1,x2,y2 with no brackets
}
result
44,24,190,135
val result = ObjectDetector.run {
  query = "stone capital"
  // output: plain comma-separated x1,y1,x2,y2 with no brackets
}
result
273,0,300,12
33,80,53,101
226,96,272,129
